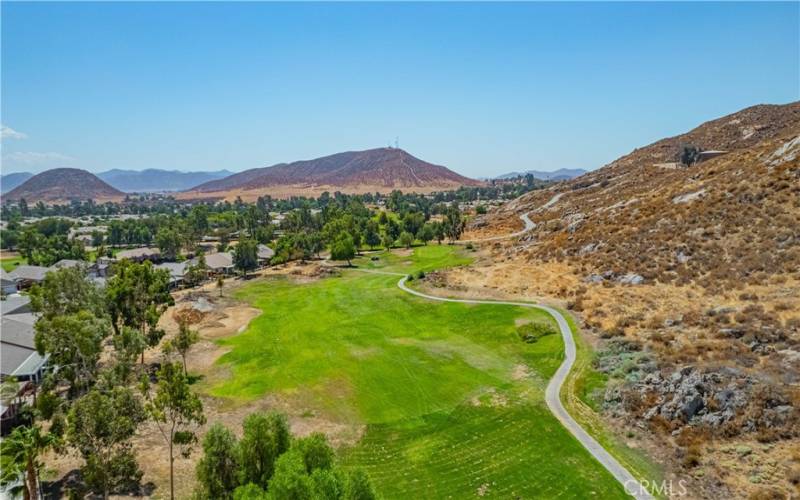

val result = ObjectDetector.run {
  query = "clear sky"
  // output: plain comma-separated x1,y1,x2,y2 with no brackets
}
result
1,2,798,178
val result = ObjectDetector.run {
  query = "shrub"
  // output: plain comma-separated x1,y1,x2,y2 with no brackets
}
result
516,322,557,343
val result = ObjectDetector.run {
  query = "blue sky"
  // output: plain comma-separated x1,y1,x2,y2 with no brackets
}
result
2,2,798,178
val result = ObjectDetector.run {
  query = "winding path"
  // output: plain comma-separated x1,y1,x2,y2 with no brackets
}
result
396,275,651,500
356,207,652,499
462,211,536,243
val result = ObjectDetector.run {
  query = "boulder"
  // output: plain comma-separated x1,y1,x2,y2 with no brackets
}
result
618,273,645,285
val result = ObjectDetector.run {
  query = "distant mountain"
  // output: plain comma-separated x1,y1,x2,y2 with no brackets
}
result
4,168,124,203
182,148,483,200
494,168,587,181
98,168,234,192
1,172,34,194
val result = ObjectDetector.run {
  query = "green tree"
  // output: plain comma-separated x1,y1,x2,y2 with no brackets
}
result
196,424,239,500
187,205,210,247
431,221,445,245
310,468,346,500
0,229,19,250
295,433,334,474
239,412,291,489
34,311,110,397
233,483,268,500
91,230,105,247
0,425,59,500
363,221,380,249
443,205,464,242
184,254,208,288
234,239,259,277
266,449,312,500
679,144,701,166
345,469,378,500
112,326,149,373
68,387,146,499
381,233,394,251
402,212,424,237
106,260,173,363
385,218,401,241
398,231,414,249
330,233,356,266
142,362,206,500
418,224,434,245
164,322,199,376
30,266,105,319
156,227,183,261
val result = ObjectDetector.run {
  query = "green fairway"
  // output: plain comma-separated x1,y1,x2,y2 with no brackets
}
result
1,255,26,272
210,246,629,498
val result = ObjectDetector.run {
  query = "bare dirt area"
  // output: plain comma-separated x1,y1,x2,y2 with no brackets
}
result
462,211,525,240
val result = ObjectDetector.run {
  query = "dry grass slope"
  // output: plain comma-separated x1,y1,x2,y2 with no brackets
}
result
460,101,800,498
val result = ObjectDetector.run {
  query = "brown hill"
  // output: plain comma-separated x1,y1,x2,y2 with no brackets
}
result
181,148,483,200
444,102,800,498
4,168,125,203
474,102,800,286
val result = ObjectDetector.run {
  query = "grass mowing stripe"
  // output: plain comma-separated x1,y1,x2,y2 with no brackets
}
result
206,246,632,498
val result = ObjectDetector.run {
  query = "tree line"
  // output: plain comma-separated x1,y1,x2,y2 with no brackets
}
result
1,191,470,272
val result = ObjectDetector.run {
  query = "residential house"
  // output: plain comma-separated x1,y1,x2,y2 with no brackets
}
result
194,252,234,276
1,297,47,384
155,261,189,288
116,247,161,263
51,259,99,278
257,244,275,266
0,269,17,295
8,265,50,290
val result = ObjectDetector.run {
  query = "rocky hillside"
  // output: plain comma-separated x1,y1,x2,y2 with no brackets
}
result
3,168,125,203
455,102,800,498
482,103,800,288
182,148,482,200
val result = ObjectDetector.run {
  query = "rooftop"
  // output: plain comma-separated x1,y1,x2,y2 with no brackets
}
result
116,247,161,260
8,265,50,282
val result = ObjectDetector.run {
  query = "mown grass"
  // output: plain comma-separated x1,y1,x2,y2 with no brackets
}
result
352,244,471,274
1,255,26,272
210,246,630,498
559,309,664,495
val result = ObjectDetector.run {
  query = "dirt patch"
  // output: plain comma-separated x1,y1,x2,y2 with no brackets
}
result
511,364,531,381
470,388,509,408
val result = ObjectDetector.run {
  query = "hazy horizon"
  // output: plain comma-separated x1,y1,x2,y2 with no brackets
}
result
2,2,798,177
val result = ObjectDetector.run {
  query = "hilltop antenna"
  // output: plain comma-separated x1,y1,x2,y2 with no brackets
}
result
395,136,399,149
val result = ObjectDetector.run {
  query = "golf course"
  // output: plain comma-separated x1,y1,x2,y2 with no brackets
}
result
208,246,634,498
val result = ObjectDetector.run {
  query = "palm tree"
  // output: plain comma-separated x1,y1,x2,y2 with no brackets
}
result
0,425,59,500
